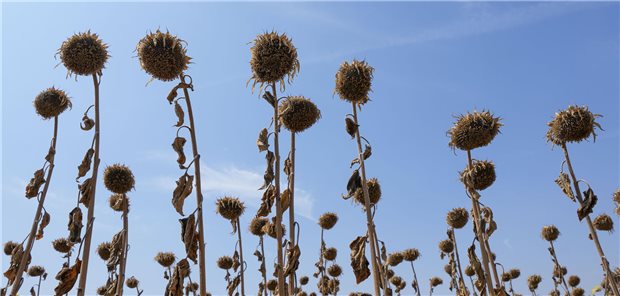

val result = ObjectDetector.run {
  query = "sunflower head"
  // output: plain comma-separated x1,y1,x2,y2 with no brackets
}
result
27,265,46,277
438,239,454,253
446,207,469,229
387,252,404,267
34,87,72,119
541,225,560,242
448,111,502,151
126,276,139,289
593,213,614,232
58,31,109,76
215,196,245,221
353,178,381,208
279,96,321,133
136,30,191,81
217,256,234,270
249,216,269,236
546,105,602,145
335,60,374,105
154,252,176,268
318,212,338,230
103,164,135,194
249,31,299,91
460,160,496,191
402,248,420,262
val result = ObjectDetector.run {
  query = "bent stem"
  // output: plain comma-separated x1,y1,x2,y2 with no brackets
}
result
10,116,59,296
270,82,286,295
351,102,382,296
409,261,421,296
237,219,245,296
548,241,570,295
115,196,129,296
180,74,208,296
77,73,102,296
561,143,620,296
288,132,297,296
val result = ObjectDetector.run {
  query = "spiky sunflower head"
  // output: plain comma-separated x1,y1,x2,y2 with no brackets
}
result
546,105,602,145
528,275,542,291
385,268,395,279
267,279,278,291
154,252,176,268
264,221,286,239
103,164,135,194
318,212,338,230
430,277,443,287
97,241,111,261
593,213,614,232
402,248,420,261
541,225,560,242
136,30,191,81
335,60,374,104
387,252,404,267
464,265,475,277
279,96,321,133
390,276,403,287
96,286,107,295
58,31,109,76
501,272,512,282
572,288,585,296
460,160,496,191
438,239,454,253
448,110,502,151
353,178,381,208
187,283,199,292
446,207,469,229
249,31,300,91
443,264,453,275
217,256,234,270
33,87,72,119
109,194,128,212
216,196,245,221
27,265,46,277
509,269,521,279
52,238,73,253
3,241,19,256
126,276,139,289
568,275,580,287
323,247,337,261
249,216,268,236
613,188,620,204
300,276,309,285
328,264,343,277
553,265,567,277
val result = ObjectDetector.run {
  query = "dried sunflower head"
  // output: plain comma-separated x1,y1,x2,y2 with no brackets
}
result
430,277,443,287
385,268,395,279
267,279,278,291
323,247,337,261
3,241,19,256
335,60,374,104
300,276,309,285
572,288,585,296
444,264,453,275
464,265,475,277
387,252,404,266
216,196,245,221
353,178,381,208
187,283,199,292
136,30,191,81
103,164,135,194
108,194,128,212
279,96,321,133
501,272,511,282
402,248,420,261
509,269,520,279
546,105,602,145
613,188,620,204
58,31,109,76
460,160,496,191
438,239,454,253
34,87,72,119
390,276,403,287
264,221,286,239
298,292,308,296
327,264,342,277
52,238,72,253
541,225,560,242
249,216,268,236
448,111,502,151
249,31,300,90
568,275,580,287
553,265,567,277
154,251,176,268
96,286,107,295
27,265,46,277
527,274,542,291
593,213,614,232
318,212,338,230
126,276,139,288
446,208,469,229
217,256,234,270
97,241,111,261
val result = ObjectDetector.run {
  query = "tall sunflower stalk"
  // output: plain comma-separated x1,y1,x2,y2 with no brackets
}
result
216,197,247,296
315,213,339,296
136,30,207,296
7,88,71,295
446,208,470,295
249,217,269,296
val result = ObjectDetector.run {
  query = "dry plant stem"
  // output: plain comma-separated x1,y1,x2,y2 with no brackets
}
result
467,150,496,296
561,143,620,296
36,275,42,296
116,198,129,296
237,219,245,296
549,241,570,295
180,74,208,296
260,236,268,296
483,237,500,288
409,262,421,296
77,73,102,296
370,226,388,290
450,229,466,291
288,132,296,296
270,82,286,296
468,276,478,296
9,117,59,295
351,102,382,296
320,229,327,296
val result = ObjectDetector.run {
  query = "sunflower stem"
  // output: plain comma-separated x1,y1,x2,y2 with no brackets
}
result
450,229,467,294
270,82,286,296
237,219,246,296
260,236,268,296
548,241,570,295
410,261,421,296
288,131,297,296
115,196,129,296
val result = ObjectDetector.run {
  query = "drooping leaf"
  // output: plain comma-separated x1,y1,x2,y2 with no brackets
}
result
257,128,269,152
259,151,275,190
350,235,370,284
106,230,124,271
165,259,190,296
284,154,292,176
167,85,180,104
67,207,83,244
343,170,361,199
577,188,598,221
45,145,56,163
172,137,187,169
172,174,194,216
345,117,358,138
227,275,240,296
77,148,95,180
262,91,276,108
180,214,198,264
256,185,275,217
283,244,301,277
36,210,51,240
53,259,81,296
174,101,185,127
350,145,372,168
25,169,46,198
280,189,291,213
78,178,93,208
555,173,575,202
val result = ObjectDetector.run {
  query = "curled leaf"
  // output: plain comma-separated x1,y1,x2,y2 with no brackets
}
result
165,259,190,296
107,230,125,271
578,188,598,221
80,114,95,131
283,244,301,277
53,259,81,296
172,137,187,169
172,174,194,216
45,145,56,163
35,210,51,240
351,145,372,168
555,173,575,202
174,101,185,127
67,207,83,244
78,178,93,208
262,91,276,108
77,148,95,180
257,128,269,152
25,169,46,198
180,214,199,264
227,275,240,296
343,170,361,199
350,235,370,284
259,151,275,190
257,185,275,217
345,117,358,138
167,85,180,104
281,189,291,213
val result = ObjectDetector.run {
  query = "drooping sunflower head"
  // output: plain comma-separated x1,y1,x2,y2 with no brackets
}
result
593,213,614,232
546,105,602,145
27,265,46,277
334,60,374,105
279,96,321,133
52,237,73,254
528,274,542,291
97,241,111,261
353,178,382,208
126,276,139,289
217,256,234,270
460,160,496,191
216,196,245,221
387,252,404,267
402,248,420,262
136,30,191,81
446,207,469,229
58,31,109,76
33,87,72,119
318,212,339,230
249,216,269,236
103,164,135,194
541,225,560,242
249,31,299,91
154,251,176,268
438,239,454,253
448,110,502,151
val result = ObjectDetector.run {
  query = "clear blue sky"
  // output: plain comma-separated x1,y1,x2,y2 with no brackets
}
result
2,2,619,295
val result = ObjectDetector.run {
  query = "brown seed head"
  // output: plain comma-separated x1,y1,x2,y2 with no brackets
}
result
52,238,72,253
33,87,72,119
300,276,309,285
154,252,176,267
460,160,496,191
216,196,245,221
249,31,299,88
335,60,374,104
390,276,403,287
3,241,19,256
279,96,321,133
187,283,199,292
267,279,278,291
446,208,469,229
328,264,342,277
109,194,128,212
444,264,453,275
354,177,381,207
509,268,521,279
546,105,602,145
386,268,395,279
59,31,109,76
553,265,567,277
402,248,420,261
27,265,46,277
126,276,139,288
249,216,268,236
528,274,542,291
103,164,135,194
541,225,560,242
568,275,580,287
613,188,620,204
319,212,339,230
430,277,443,287
464,265,475,277
137,30,190,81
593,213,614,232
572,288,585,296
264,222,286,239
438,239,454,253
448,110,502,151
97,241,111,261
217,256,234,270
97,286,107,295
323,247,337,261
387,252,404,266
298,292,308,296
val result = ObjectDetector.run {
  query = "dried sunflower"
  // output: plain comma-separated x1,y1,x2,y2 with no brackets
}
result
402,248,420,262
446,208,469,229
136,30,191,81
335,60,374,104
154,251,176,268
27,265,46,277
215,196,245,221
430,277,443,287
126,276,139,288
103,164,135,194
327,264,342,277
460,160,496,191
323,247,337,261
527,274,542,291
546,105,602,145
217,256,234,270
448,111,502,151
3,241,19,256
279,96,321,133
509,268,520,279
438,239,454,253
33,87,72,119
568,275,580,287
249,216,268,236
318,212,338,230
52,238,72,253
249,31,300,91
387,252,404,266
464,265,475,277
541,225,560,242
108,193,127,212
593,213,614,232
58,31,109,76
353,178,381,207
97,241,111,261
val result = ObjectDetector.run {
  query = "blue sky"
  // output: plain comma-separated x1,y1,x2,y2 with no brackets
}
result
2,2,619,295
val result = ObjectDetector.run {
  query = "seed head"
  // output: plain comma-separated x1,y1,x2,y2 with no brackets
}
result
546,105,602,145
444,264,453,275
509,269,521,279
109,194,128,212
27,265,46,277
264,222,286,239
52,238,72,253
402,248,420,261
300,276,309,285
335,60,374,104
58,31,109,76
217,256,234,270
541,225,560,242
387,252,404,266
464,265,475,277
97,286,107,295
97,242,111,261
33,87,72,119
318,212,339,230
568,275,580,287
528,275,542,291
430,277,443,287
572,288,585,296
353,178,381,207
553,266,567,277
460,160,496,191
438,239,454,253
323,247,337,261
249,216,268,236
390,276,403,287
448,110,502,151
298,292,308,296
126,276,139,289
267,279,278,291
501,272,511,282
216,196,245,221
279,96,321,133
328,264,342,277
249,31,299,89
103,164,135,194
446,208,469,229
3,241,18,256
386,268,395,279
613,188,620,204
593,213,614,232
187,283,199,292
154,252,176,268
137,30,190,81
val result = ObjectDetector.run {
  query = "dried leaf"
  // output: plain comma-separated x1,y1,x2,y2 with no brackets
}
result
30,286,36,296
165,259,190,296
281,189,291,213
350,145,372,168
180,214,198,264
343,170,361,199
172,174,194,216
80,114,95,131
45,145,56,163
227,275,240,296
77,148,95,180
53,259,81,296
345,117,358,138
174,101,185,127
482,207,496,237
262,91,276,108
107,230,125,271
78,178,93,208
555,173,575,202
67,207,83,244
283,245,301,277
257,128,269,152
284,154,292,176
167,85,180,104
36,210,51,240
172,137,187,169
25,169,46,198
259,151,275,190
578,188,598,221
232,250,240,273
350,235,370,284
257,185,275,217
3,245,27,284
467,244,485,293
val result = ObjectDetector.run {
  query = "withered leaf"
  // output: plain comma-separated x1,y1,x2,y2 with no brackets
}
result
165,259,190,296
25,169,46,198
281,189,291,213
482,207,496,237
350,145,372,168
379,240,387,262
78,178,93,208
232,250,240,273
283,244,301,277
107,230,124,271
345,117,358,138
284,154,292,176
180,214,198,264
257,128,269,152
259,151,275,190
167,85,180,104
36,210,51,240
45,145,56,163
172,173,194,216
174,101,185,127
555,173,575,202
343,170,361,199
30,286,36,296
578,188,598,221
256,185,275,217
67,207,83,244
80,115,95,131
77,148,95,180
53,259,81,296
172,137,187,169
227,275,240,296
350,235,370,284
3,245,25,284
262,91,276,108
467,244,485,293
